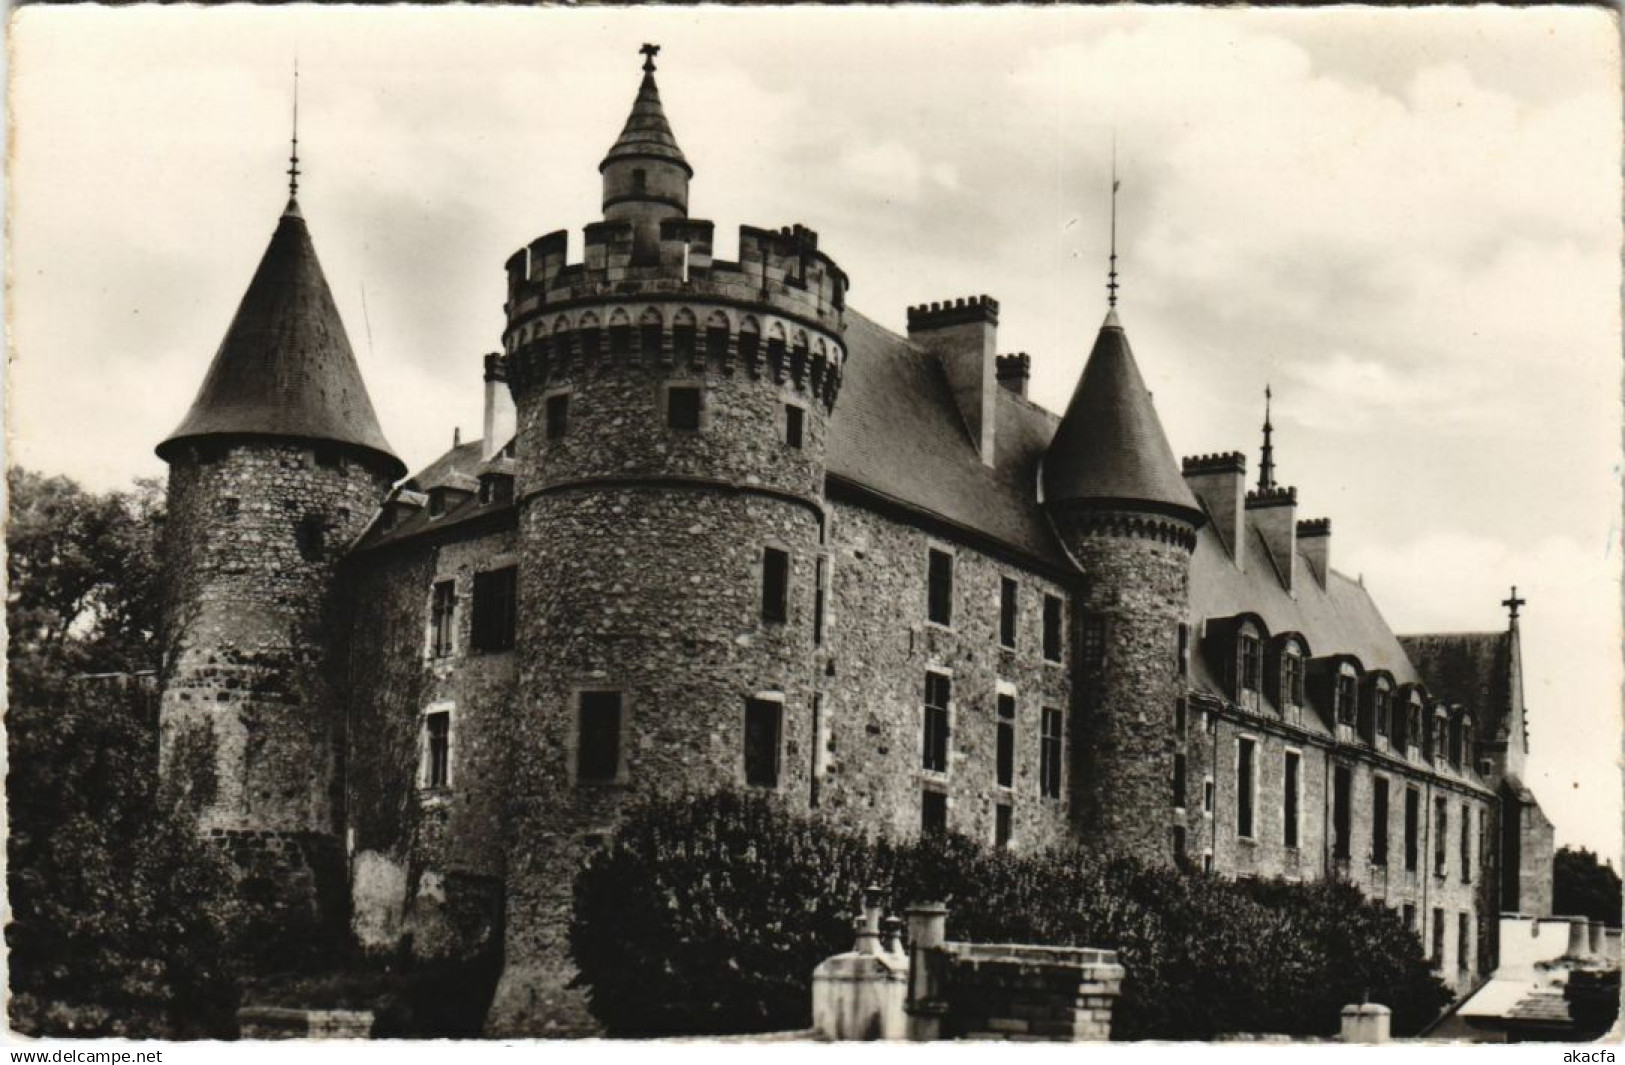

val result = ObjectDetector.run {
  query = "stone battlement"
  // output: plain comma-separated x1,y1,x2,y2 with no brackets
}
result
504,219,848,338
907,294,999,329
1297,517,1331,537
1182,451,1247,474
1245,484,1298,506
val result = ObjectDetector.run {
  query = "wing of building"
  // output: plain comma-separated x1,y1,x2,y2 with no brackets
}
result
154,51,1556,1037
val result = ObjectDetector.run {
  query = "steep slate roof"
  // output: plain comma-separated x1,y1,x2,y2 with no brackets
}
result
826,311,1070,569
601,69,691,175
158,199,403,478
1398,631,1514,740
1186,522,1421,718
1041,310,1203,521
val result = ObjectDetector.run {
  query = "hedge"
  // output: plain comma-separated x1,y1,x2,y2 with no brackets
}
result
570,790,1450,1038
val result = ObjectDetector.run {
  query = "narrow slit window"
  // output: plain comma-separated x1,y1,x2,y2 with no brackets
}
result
744,698,783,788
1042,595,1064,663
578,691,623,783
927,549,953,626
996,693,1015,788
1039,707,1063,799
785,404,805,449
761,547,789,624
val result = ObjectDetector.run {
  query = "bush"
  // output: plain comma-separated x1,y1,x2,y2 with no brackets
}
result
571,791,1450,1039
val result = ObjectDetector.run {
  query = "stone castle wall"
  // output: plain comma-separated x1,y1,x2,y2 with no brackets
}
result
340,525,516,963
815,501,1074,846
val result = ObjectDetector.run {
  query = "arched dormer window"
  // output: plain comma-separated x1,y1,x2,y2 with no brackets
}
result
1237,625,1264,710
1267,633,1309,718
1427,704,1449,765
1362,672,1394,746
1335,664,1359,728
1461,716,1474,773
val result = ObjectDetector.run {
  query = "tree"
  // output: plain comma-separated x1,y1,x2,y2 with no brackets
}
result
1554,847,1623,928
6,468,242,1036
6,468,164,706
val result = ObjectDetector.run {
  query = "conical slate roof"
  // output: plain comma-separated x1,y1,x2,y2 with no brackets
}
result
1042,309,1203,521
158,199,404,478
600,70,692,176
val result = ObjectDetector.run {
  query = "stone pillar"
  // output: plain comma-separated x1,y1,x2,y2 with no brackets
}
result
1587,920,1605,960
1340,1003,1390,1043
1566,917,1590,958
905,903,949,1042
811,895,908,1041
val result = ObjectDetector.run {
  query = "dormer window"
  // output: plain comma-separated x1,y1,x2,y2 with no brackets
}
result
1460,718,1474,772
428,488,448,519
1406,696,1424,752
1335,669,1358,727
478,473,514,506
1374,683,1392,741
1281,643,1306,710
1238,630,1263,708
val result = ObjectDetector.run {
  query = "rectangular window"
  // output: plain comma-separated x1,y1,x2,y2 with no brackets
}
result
577,691,622,783
927,549,953,626
1405,787,1420,871
1175,697,1187,733
1461,802,1472,882
546,393,570,440
471,566,518,653
744,698,782,788
1173,752,1187,808
430,580,456,657
423,711,450,788
784,404,804,449
1039,707,1063,799
1079,615,1106,674
761,547,789,624
1204,778,1215,816
1403,904,1416,932
1372,777,1390,866
1434,797,1449,876
995,802,1013,849
1177,622,1190,677
999,578,1018,649
1332,764,1352,859
1284,750,1301,848
921,789,947,836
1458,913,1471,972
1375,688,1391,738
1237,737,1256,839
1173,825,1188,868
923,673,951,774
1287,654,1306,707
995,693,1015,789
813,556,826,646
1431,908,1445,965
1043,595,1064,662
1203,852,1215,875
667,386,702,430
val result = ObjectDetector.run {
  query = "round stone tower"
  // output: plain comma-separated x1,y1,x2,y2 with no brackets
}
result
488,49,848,1033
155,191,403,926
1042,308,1204,866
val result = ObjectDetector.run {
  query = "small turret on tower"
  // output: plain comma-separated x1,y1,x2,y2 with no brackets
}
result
600,44,692,263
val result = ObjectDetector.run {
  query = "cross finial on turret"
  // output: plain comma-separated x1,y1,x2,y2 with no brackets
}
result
1502,585,1526,624
287,58,301,199
640,43,661,73
1258,384,1277,492
1107,134,1121,308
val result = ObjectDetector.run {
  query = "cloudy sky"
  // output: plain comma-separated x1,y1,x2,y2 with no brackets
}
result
10,7,1620,860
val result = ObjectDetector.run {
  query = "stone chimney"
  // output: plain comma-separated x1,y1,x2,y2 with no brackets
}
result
995,353,1030,398
482,353,516,460
1182,452,1247,568
1298,518,1330,588
1246,485,1298,593
908,296,999,466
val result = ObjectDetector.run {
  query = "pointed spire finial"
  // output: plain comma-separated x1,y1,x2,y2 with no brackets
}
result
1258,384,1277,492
640,42,661,74
1107,133,1121,309
287,57,301,201
1502,585,1526,624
